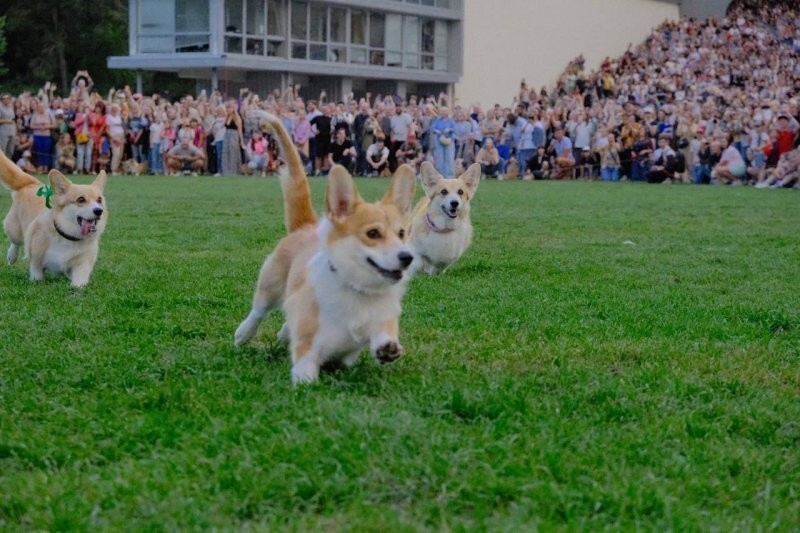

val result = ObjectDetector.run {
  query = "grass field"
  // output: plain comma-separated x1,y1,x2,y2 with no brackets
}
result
1,175,798,530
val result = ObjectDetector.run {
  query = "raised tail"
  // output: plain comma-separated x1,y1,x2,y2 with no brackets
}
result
0,148,40,191
263,113,317,233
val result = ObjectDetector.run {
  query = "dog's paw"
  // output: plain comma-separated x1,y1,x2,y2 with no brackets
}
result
7,244,18,265
375,341,404,365
291,358,320,384
234,321,257,346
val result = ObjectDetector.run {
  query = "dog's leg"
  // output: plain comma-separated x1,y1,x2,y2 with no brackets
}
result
370,319,404,365
277,322,290,343
234,255,284,346
291,337,320,384
7,243,19,265
69,263,93,288
29,261,44,282
341,350,361,368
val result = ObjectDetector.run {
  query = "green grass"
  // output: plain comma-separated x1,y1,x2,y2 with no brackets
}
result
1,175,798,530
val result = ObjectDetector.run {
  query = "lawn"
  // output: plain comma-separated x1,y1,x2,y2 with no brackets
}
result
1,175,798,530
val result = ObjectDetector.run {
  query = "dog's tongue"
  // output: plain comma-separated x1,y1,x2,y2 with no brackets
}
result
80,219,93,236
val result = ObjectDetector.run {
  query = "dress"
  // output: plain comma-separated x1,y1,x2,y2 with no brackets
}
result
222,120,241,175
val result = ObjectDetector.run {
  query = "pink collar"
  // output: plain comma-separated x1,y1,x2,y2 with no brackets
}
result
426,213,454,234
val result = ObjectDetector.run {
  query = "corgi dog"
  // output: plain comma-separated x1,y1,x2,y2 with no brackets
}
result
0,150,108,288
234,113,417,384
122,159,148,176
504,157,520,180
409,161,480,275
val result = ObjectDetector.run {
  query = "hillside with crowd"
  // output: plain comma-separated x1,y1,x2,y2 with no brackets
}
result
0,0,797,188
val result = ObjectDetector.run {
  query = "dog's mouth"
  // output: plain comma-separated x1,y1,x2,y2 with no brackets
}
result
441,204,458,219
77,216,100,236
366,257,403,282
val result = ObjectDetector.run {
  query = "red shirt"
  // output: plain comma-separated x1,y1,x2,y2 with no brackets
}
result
777,130,795,155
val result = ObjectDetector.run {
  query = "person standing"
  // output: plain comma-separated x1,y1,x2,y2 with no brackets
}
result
105,104,126,174
389,105,413,171
431,107,456,177
29,101,55,173
222,101,244,175
0,93,17,159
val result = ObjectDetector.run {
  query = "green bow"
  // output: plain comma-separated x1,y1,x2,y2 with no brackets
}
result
37,185,54,209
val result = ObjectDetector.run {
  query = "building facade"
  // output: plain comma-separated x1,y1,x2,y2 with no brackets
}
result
108,0,464,101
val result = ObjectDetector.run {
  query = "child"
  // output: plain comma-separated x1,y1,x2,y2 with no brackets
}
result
96,133,111,173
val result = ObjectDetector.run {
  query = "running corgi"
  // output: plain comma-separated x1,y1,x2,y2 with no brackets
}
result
409,161,480,275
234,113,417,384
0,150,108,288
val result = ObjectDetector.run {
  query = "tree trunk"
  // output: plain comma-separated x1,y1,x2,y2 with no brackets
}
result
52,7,68,95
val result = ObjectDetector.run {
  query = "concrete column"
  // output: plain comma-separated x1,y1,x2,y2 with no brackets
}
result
340,78,353,103
211,67,219,92
396,80,407,100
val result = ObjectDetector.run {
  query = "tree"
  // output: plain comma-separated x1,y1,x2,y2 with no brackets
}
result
0,16,7,79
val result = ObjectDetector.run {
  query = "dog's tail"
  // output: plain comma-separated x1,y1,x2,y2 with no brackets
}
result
0,148,40,192
263,113,317,233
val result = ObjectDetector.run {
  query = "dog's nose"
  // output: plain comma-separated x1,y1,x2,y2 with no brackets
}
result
398,251,413,268
93,207,104,217
449,200,459,209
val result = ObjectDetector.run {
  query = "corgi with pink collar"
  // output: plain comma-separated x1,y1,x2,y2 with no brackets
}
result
409,161,480,275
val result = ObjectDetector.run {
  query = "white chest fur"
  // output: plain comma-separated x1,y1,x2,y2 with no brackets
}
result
413,220,472,272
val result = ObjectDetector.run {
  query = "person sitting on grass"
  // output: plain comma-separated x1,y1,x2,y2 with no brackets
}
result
548,127,575,179
648,135,676,184
476,137,501,178
711,134,747,185
525,145,550,180
755,147,800,189
329,127,357,175
245,129,269,176
366,136,390,177
395,135,422,171
16,150,36,173
166,137,206,176
55,133,76,174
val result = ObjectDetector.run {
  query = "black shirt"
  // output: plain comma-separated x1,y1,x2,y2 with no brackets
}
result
330,139,354,163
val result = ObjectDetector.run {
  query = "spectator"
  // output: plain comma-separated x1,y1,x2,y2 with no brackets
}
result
166,137,206,175
55,133,76,174
548,128,575,179
712,135,748,185
0,93,17,159
17,150,36,172
366,137,390,177
476,137,501,178
222,101,244,175
106,104,126,174
431,107,456,177
329,127,357,174
395,135,422,170
245,129,269,175
29,101,54,172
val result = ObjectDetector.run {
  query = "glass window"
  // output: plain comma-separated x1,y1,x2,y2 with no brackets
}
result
434,55,447,71
350,47,367,64
385,14,402,52
330,8,346,43
369,13,385,48
247,0,266,35
421,19,434,54
436,0,451,7
370,50,385,66
309,43,326,61
267,0,284,36
176,0,209,33
309,3,327,41
351,10,366,45
139,0,175,52
292,43,307,58
226,0,244,33
403,16,419,53
291,1,307,40
329,46,346,63
247,38,265,54
434,20,448,55
226,35,243,53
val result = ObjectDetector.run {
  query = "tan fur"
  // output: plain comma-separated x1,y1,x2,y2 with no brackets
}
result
454,158,465,177
0,150,109,287
505,158,520,179
235,113,416,384
122,159,148,176
409,161,480,275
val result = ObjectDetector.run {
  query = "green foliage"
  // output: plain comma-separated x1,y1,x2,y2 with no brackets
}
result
0,16,7,78
0,177,798,529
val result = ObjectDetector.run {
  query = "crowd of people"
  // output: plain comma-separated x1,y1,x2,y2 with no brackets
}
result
0,0,797,188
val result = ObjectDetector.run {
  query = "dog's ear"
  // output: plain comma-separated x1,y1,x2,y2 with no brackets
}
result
326,164,361,221
382,164,416,215
48,170,71,196
419,161,441,193
459,163,481,196
92,170,108,191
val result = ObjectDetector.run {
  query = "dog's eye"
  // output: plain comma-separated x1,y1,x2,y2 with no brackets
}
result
97,197,103,204
398,229,406,239
366,229,381,239
440,189,448,196
76,196,86,204
457,189,464,196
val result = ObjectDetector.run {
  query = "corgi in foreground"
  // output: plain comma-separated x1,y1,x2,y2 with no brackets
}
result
409,161,480,275
234,114,417,384
0,150,108,288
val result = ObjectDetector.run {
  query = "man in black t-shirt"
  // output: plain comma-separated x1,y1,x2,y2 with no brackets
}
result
329,128,356,174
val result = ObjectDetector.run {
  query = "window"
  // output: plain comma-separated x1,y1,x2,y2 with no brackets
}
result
225,0,244,53
291,0,307,58
330,8,346,44
138,0,210,53
385,14,402,67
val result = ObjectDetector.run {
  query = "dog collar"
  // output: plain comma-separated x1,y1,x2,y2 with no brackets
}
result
54,221,82,242
426,213,454,234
